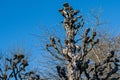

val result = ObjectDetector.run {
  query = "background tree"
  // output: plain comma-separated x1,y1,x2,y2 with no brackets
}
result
0,47,40,80
46,3,120,80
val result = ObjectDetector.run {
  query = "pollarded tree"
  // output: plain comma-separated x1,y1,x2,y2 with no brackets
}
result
0,49,40,80
46,3,120,80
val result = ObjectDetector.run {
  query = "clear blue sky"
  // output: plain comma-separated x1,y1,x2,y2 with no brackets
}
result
0,0,120,51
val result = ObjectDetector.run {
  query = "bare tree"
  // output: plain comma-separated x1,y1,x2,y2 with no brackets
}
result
0,49,40,80
46,3,120,80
